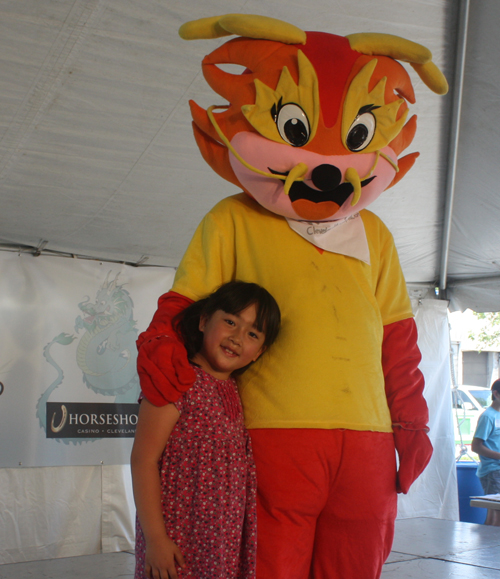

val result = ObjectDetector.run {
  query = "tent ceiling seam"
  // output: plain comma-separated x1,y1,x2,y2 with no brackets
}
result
448,275,500,287
0,242,171,269
0,0,103,179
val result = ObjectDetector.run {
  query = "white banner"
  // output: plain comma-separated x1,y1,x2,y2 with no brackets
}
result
397,299,459,520
0,252,174,467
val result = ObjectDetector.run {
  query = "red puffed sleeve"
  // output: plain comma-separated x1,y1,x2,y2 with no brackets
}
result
136,291,196,406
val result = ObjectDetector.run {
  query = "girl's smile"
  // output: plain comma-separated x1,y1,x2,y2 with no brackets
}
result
192,304,266,380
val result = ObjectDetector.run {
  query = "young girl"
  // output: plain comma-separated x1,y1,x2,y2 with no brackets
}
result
131,281,281,579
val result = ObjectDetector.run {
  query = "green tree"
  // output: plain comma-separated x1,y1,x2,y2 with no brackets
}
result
468,312,500,350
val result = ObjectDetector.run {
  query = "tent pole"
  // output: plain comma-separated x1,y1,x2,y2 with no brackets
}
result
438,0,470,295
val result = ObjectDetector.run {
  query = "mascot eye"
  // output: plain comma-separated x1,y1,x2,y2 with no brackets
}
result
275,103,310,147
346,112,376,152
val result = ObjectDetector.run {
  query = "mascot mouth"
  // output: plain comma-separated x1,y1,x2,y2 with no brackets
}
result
270,164,376,207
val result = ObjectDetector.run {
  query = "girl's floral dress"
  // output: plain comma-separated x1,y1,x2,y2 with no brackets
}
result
135,365,257,578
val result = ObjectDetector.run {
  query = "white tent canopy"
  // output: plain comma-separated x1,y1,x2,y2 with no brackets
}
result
1,0,500,311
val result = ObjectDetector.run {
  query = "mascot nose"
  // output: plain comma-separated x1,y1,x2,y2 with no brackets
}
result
311,164,342,191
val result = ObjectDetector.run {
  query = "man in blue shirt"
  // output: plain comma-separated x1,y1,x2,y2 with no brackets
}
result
472,379,500,525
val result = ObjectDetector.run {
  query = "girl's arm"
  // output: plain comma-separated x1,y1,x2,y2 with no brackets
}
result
131,399,186,578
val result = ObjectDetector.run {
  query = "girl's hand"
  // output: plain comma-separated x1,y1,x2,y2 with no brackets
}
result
145,534,186,579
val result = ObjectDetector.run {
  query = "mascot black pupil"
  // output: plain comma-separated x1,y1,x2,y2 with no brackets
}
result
347,124,369,150
285,118,308,146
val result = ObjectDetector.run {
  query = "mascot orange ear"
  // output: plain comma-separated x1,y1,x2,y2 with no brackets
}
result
190,114,241,188
387,152,420,189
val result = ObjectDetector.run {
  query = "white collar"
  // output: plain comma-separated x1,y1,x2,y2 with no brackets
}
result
285,213,371,264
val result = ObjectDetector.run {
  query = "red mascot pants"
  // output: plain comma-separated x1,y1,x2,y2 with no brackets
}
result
250,429,397,579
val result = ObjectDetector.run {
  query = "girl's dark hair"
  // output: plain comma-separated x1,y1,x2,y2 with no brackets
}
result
174,281,281,373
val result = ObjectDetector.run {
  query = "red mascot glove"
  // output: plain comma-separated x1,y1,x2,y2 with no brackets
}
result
136,291,196,406
393,426,433,494
383,318,433,494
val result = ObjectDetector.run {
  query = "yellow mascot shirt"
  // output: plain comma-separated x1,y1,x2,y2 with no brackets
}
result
173,194,413,433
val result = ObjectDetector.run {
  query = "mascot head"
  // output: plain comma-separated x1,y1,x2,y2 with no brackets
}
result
179,14,448,222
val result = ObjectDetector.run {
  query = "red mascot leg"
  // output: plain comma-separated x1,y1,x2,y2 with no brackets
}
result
310,431,397,579
250,429,397,579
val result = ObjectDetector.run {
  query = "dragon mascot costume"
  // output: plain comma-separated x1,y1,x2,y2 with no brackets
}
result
137,14,448,579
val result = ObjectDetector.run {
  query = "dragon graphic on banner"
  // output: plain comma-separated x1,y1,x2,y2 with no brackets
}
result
36,271,140,444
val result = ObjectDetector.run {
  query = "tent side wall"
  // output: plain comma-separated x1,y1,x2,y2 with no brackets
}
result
0,465,134,564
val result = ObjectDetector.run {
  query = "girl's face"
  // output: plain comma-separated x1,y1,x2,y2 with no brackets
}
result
192,304,266,380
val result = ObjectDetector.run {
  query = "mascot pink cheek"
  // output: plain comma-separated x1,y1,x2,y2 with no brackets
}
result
229,132,398,221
